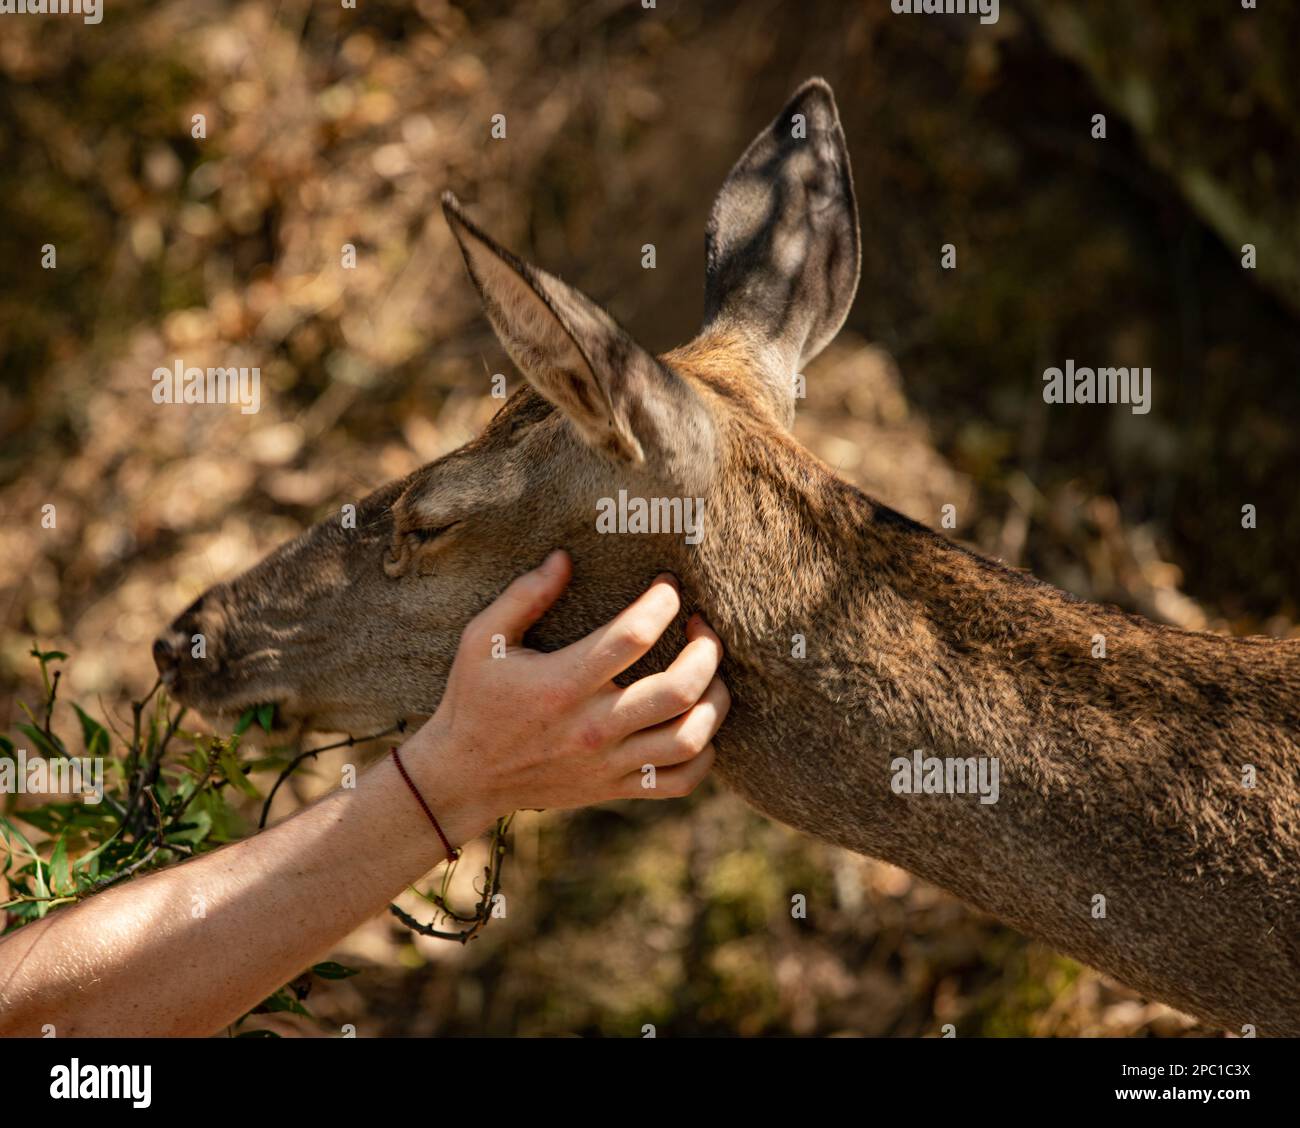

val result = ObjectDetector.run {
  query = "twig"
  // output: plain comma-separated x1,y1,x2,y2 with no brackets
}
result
121,703,184,835
257,720,406,829
41,670,60,750
82,846,162,894
127,678,162,783
388,815,513,944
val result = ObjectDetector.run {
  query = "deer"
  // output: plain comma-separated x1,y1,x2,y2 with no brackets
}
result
153,78,1300,1036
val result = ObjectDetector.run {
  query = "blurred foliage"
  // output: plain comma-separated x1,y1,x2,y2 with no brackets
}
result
3,0,1295,1035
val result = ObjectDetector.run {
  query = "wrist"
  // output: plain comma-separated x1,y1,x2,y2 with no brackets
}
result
397,718,501,847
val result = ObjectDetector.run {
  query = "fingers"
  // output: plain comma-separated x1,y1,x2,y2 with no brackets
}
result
465,549,571,650
558,573,681,690
611,674,731,774
617,741,717,800
607,614,723,733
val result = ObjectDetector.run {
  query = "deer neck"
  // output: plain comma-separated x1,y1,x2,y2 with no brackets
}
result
687,435,1300,1033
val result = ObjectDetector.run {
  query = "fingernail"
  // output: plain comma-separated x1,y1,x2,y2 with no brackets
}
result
654,572,680,591
542,549,565,573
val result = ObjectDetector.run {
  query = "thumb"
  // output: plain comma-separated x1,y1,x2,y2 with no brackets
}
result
473,550,572,648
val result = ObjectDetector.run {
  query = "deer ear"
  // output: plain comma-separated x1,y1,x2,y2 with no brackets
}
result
703,77,860,411
442,193,714,485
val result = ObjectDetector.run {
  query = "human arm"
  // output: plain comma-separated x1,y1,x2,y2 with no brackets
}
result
0,551,728,1036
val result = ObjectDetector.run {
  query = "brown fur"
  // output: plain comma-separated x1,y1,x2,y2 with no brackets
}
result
669,331,1300,1036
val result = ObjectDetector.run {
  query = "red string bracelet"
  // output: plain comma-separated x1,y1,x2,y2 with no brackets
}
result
390,746,460,864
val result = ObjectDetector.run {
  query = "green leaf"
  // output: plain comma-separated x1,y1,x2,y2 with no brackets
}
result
71,806,117,832
48,833,72,895
18,803,113,836
32,860,50,912
15,724,63,759
70,704,110,758
256,703,275,733
2,823,55,914
256,987,313,1018
218,747,261,799
0,734,14,761
0,816,40,863
182,744,209,774
311,961,360,980
9,806,62,834
30,647,68,662
234,710,256,737
72,825,124,874
165,808,213,847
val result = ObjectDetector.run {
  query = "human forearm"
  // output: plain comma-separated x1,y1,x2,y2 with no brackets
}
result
0,557,726,1037
0,722,488,1037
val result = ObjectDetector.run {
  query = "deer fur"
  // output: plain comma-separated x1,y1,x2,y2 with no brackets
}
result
156,78,1300,1035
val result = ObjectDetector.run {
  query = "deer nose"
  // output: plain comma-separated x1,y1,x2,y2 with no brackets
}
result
152,633,184,686
154,592,227,699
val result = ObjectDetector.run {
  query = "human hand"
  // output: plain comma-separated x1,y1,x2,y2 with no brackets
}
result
411,549,729,830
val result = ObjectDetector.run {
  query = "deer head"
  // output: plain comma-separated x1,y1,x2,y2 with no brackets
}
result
153,78,860,740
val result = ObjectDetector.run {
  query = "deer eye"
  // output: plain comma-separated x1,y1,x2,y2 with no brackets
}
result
409,521,459,545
